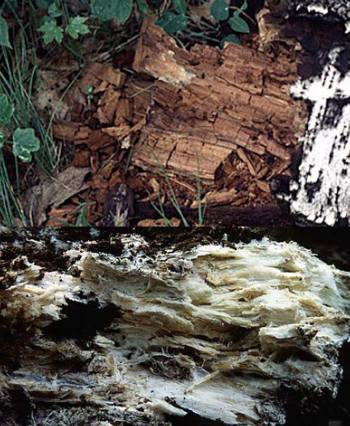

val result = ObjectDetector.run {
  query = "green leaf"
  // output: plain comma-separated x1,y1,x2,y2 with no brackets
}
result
0,94,14,126
228,11,250,33
12,128,40,163
75,203,90,226
91,0,133,23
172,0,187,15
0,16,11,48
113,0,133,23
220,33,241,48
210,0,228,21
84,84,94,95
0,131,5,149
241,0,248,11
136,0,148,13
38,19,64,44
156,11,188,35
48,2,63,18
66,16,90,39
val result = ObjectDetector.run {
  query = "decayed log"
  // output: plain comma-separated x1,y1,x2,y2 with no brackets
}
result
1,230,350,425
130,4,350,225
131,21,307,185
47,3,350,226
133,201,291,226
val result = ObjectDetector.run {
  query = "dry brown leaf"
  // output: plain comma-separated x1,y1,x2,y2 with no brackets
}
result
24,167,90,226
72,150,91,168
53,121,81,142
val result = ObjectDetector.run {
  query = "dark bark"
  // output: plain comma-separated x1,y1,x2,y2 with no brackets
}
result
133,201,292,226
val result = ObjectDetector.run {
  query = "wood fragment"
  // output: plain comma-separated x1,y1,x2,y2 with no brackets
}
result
82,63,126,88
191,188,237,209
131,23,307,188
96,86,121,124
23,167,90,226
236,148,257,176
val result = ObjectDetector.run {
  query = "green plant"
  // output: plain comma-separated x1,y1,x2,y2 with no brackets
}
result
152,162,190,227
0,95,41,163
12,128,41,162
0,149,25,227
36,0,148,46
90,0,148,22
38,1,90,45
84,84,94,108
156,0,188,35
1,1,253,50
0,36,59,173
156,0,252,46
0,20,60,226
0,0,146,49
74,202,90,226
0,15,11,48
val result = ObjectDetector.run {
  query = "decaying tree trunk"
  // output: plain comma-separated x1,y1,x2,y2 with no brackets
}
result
130,1,350,225
1,230,350,425
48,1,350,226
133,200,292,226
132,18,307,184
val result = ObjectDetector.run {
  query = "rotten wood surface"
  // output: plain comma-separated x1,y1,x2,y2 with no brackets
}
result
287,45,350,226
1,230,350,425
46,8,310,226
132,22,307,184
45,2,350,226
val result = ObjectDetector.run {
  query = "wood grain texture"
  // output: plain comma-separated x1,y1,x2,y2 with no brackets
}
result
131,23,307,185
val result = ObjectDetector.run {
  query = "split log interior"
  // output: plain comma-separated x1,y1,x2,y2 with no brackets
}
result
1,230,350,425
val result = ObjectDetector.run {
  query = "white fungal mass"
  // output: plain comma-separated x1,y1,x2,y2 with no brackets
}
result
1,236,350,425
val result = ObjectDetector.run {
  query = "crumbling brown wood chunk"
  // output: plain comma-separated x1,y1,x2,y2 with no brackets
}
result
132,22,307,185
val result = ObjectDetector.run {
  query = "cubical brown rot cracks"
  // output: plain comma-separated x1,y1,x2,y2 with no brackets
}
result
51,2,350,226
52,7,309,226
